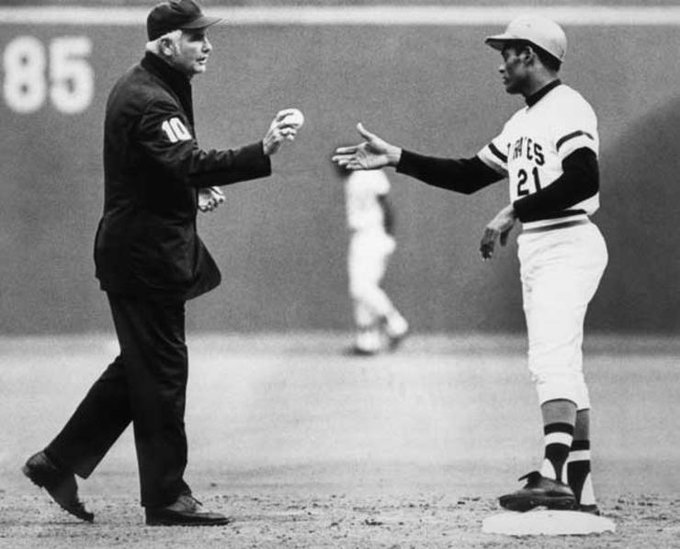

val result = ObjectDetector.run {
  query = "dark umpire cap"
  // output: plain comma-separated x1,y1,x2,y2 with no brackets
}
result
147,0,222,41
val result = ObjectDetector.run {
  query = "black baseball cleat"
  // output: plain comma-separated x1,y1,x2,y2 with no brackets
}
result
576,503,601,515
22,451,94,522
145,494,231,526
386,327,409,351
499,471,576,512
345,345,379,357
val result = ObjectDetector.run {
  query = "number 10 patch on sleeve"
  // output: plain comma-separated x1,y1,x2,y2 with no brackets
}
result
161,117,192,143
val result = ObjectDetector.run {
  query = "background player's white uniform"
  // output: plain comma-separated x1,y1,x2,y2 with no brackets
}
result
478,84,608,410
345,170,408,354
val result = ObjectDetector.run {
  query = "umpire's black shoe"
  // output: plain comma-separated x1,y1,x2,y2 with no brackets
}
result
22,451,94,522
499,471,576,512
145,494,231,526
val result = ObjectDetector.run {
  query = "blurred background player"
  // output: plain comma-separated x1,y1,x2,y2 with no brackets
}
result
340,165,409,355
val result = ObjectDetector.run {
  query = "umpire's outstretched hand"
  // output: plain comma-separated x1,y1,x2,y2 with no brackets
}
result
333,123,402,170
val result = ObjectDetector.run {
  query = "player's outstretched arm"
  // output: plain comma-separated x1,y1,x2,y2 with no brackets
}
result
263,109,303,156
332,123,402,170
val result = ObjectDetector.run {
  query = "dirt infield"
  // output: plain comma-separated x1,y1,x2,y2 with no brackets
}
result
3,489,680,548
2,333,679,547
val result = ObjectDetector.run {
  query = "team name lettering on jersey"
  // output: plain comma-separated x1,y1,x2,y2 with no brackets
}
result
512,137,546,196
511,137,545,165
161,116,192,143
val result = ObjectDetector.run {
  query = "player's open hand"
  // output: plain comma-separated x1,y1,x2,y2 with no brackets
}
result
263,109,300,156
332,123,402,170
480,204,517,260
198,186,225,213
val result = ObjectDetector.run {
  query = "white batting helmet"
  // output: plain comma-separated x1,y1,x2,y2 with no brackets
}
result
485,15,567,63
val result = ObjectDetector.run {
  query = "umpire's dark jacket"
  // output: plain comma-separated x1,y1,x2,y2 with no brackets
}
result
95,52,271,300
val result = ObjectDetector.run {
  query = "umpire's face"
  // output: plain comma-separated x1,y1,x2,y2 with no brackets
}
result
171,28,213,79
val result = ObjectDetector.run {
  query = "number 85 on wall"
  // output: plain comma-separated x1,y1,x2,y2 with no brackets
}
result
3,36,93,114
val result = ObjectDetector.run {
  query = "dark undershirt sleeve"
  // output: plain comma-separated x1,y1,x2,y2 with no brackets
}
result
512,148,599,222
396,149,503,194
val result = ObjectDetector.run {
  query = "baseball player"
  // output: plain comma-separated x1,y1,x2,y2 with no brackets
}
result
333,15,607,514
342,166,409,355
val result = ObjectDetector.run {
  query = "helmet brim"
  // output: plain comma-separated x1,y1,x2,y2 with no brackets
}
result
484,33,519,51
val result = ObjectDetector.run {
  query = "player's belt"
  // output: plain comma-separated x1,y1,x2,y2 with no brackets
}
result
522,218,589,234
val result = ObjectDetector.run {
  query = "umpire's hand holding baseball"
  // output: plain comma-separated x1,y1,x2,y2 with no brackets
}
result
480,204,517,260
332,123,402,170
263,110,299,156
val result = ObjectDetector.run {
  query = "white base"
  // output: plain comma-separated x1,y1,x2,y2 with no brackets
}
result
482,510,616,536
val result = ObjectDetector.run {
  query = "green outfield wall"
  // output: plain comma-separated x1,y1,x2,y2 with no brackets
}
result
1,7,679,334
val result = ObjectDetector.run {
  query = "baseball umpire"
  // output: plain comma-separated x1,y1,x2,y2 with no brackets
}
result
22,0,299,526
333,15,607,514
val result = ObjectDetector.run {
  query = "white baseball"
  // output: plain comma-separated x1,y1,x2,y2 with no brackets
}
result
283,108,305,129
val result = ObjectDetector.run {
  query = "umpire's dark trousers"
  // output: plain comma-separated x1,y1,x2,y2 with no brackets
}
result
46,293,191,508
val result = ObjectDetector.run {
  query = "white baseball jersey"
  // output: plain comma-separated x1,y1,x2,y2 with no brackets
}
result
345,170,391,232
477,84,599,229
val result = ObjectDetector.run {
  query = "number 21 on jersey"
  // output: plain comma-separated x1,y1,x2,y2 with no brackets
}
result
516,166,542,196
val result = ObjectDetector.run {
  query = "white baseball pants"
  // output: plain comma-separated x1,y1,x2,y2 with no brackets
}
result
518,221,608,409
348,230,396,327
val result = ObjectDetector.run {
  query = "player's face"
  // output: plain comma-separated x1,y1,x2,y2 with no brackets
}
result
171,29,213,78
498,45,529,95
